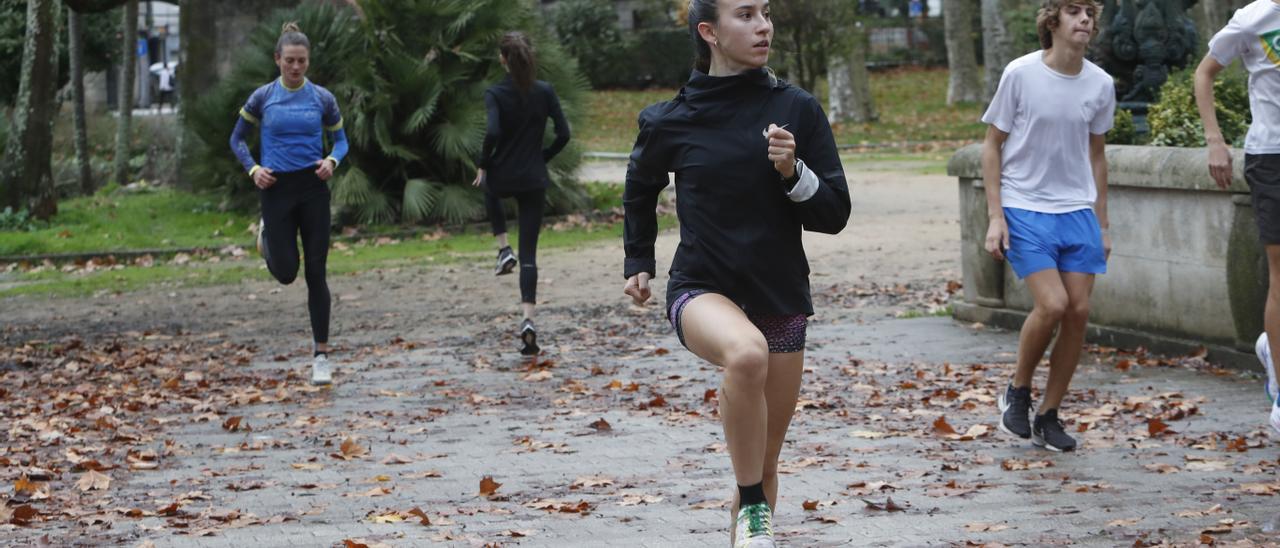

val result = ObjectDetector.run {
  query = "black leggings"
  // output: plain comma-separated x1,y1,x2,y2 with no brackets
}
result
484,188,545,304
260,169,331,343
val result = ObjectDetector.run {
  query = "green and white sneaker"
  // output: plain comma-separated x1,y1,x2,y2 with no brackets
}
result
733,502,776,548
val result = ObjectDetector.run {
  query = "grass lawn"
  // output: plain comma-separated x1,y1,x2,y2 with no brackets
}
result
0,183,673,299
0,189,256,257
580,67,985,153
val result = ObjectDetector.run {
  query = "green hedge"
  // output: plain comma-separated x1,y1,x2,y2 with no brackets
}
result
1148,67,1250,148
550,0,689,89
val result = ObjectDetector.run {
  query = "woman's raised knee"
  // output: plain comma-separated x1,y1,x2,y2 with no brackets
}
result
722,338,769,388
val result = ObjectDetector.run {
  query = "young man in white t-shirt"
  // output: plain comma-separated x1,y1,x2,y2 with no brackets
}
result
1196,0,1280,436
981,0,1114,452
155,63,175,114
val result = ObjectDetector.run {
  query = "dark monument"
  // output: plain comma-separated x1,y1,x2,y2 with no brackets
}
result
1091,0,1200,133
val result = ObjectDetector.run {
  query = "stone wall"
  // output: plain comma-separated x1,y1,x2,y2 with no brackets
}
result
949,144,1267,365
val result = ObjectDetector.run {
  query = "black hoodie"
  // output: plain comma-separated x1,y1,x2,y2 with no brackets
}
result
623,68,851,316
478,76,571,194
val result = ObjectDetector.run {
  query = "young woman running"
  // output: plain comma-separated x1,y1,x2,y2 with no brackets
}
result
984,1,1114,451
622,1,850,545
1196,0,1280,435
473,31,571,357
230,22,348,385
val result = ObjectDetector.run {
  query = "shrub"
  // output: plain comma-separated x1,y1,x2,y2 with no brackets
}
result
1148,67,1250,148
550,0,625,88
1108,107,1138,145
0,207,40,232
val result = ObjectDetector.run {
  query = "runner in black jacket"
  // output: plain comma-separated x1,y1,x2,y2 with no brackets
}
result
622,1,850,545
473,31,570,357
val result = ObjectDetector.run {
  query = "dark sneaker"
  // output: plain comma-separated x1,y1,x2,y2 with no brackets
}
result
998,384,1033,439
1032,408,1077,452
519,319,539,356
495,246,517,276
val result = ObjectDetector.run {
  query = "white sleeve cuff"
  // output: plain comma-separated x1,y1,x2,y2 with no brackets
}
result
786,159,819,202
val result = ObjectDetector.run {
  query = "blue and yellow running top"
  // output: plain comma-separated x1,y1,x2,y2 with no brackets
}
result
229,77,349,175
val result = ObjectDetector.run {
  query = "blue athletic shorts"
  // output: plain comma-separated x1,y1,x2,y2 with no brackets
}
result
1003,207,1106,279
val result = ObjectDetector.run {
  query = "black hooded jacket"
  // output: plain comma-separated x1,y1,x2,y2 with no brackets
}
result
478,76,570,194
623,68,851,316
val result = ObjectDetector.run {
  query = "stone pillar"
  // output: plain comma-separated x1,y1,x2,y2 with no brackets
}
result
958,178,1004,307
1227,193,1267,351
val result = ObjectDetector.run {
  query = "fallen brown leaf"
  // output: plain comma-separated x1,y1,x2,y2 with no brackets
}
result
1001,459,1053,471
862,497,906,512
331,437,370,460
10,504,38,525
76,470,112,492
407,507,431,525
1147,418,1171,437
480,476,502,497
570,475,614,489
380,453,413,465
14,474,38,495
933,416,958,436
222,416,245,432
589,418,612,432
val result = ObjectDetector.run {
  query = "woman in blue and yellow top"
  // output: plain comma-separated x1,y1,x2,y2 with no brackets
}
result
230,22,348,386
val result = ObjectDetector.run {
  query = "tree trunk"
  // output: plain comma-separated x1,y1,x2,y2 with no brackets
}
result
1,0,60,218
827,23,878,124
945,0,982,104
114,0,138,186
69,8,93,196
177,0,217,190
1202,0,1249,34
981,0,1018,103
64,0,129,12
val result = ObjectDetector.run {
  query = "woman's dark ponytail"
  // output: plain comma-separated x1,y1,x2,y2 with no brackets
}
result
500,31,536,94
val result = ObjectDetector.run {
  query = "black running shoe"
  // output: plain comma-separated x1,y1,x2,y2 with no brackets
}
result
998,383,1033,439
495,246,517,276
1032,408,1077,452
519,319,539,356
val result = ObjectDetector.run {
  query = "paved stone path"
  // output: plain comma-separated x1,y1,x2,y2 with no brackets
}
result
4,161,1279,547
6,313,1279,547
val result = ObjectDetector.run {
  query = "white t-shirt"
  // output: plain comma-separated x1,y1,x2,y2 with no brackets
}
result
158,67,174,92
1208,0,1280,154
981,51,1116,214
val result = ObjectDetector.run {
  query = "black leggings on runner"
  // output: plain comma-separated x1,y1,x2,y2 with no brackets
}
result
484,188,545,304
260,169,331,343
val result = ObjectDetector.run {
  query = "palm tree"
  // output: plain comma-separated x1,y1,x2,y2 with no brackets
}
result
186,0,588,226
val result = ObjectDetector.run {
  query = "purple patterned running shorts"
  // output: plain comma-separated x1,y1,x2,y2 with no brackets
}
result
667,290,808,353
